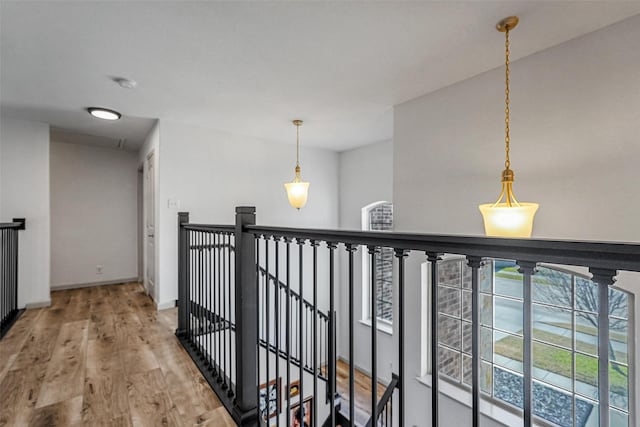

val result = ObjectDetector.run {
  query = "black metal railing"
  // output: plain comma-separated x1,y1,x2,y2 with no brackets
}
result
177,207,640,427
0,218,25,339
258,265,330,381
255,236,336,426
365,374,398,427
176,213,240,417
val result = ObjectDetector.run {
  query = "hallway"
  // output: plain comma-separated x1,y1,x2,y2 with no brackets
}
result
0,283,235,426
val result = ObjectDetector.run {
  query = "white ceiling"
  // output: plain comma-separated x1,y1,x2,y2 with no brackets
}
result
2,1,639,151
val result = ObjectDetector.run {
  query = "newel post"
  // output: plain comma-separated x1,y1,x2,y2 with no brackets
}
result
177,212,189,335
233,206,259,425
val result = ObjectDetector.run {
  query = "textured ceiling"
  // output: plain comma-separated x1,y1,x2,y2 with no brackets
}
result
2,1,639,151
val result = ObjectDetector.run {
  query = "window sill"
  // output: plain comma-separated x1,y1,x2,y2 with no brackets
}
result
416,375,523,427
358,319,393,336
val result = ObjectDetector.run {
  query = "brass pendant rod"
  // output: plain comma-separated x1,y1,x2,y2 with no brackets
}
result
504,28,511,172
293,119,303,169
296,123,300,167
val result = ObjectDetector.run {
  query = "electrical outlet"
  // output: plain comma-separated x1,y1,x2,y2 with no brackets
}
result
96,265,103,274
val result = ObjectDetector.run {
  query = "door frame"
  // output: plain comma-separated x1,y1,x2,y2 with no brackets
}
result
137,166,144,284
142,150,157,302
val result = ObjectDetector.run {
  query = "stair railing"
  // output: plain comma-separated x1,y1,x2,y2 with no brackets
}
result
0,218,25,339
177,207,640,427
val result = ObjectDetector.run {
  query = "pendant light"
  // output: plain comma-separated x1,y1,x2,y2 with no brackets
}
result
284,120,310,209
479,16,538,238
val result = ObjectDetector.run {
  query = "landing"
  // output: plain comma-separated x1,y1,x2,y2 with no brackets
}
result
0,283,235,426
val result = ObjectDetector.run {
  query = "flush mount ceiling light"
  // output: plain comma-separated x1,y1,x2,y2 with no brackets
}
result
87,107,121,121
284,120,310,210
479,16,539,238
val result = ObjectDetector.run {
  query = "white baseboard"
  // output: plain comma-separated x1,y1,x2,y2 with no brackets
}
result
51,277,138,291
24,300,52,309
157,300,176,311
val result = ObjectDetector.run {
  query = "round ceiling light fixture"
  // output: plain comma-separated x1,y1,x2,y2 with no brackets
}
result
87,107,122,121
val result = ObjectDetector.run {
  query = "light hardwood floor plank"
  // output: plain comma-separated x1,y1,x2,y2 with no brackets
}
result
0,283,233,426
0,367,47,426
36,320,89,408
0,308,43,373
28,395,83,427
82,337,130,424
127,369,182,427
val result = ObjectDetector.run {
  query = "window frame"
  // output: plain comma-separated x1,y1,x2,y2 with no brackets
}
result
361,200,394,329
419,257,636,427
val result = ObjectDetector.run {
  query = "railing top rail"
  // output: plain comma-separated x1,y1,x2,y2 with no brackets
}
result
182,223,235,233
246,225,640,273
0,222,22,229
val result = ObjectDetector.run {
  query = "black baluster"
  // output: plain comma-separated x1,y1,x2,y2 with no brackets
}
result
369,245,380,423
590,268,617,427
346,244,357,427
311,240,319,427
517,260,537,427
228,232,234,396
275,237,281,427
467,256,483,427
199,231,204,355
285,238,292,427
265,237,271,421
208,231,213,370
395,249,409,427
298,239,304,416
2,230,5,323
427,252,442,427
187,230,192,345
1,230,5,324
256,236,261,424
222,232,228,388
328,242,337,427
1,229,3,323
211,232,216,370
217,233,222,384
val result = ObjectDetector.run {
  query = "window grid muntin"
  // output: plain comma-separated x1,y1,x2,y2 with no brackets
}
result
364,202,394,324
435,257,632,426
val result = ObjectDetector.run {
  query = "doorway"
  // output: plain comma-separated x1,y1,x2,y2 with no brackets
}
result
144,151,156,300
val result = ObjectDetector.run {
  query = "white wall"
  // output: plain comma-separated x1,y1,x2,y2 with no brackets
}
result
0,116,50,307
155,121,339,308
50,141,139,288
393,16,640,427
337,140,395,382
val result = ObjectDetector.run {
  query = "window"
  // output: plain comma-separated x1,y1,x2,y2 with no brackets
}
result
362,201,393,325
425,257,632,427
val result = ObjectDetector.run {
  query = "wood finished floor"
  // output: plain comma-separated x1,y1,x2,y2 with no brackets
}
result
0,283,235,427
335,360,386,425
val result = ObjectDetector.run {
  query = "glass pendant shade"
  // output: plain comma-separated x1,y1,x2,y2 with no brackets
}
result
479,203,538,237
284,120,309,209
284,180,310,209
479,170,538,237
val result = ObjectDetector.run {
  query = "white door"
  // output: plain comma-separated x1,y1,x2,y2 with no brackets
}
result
145,152,156,299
